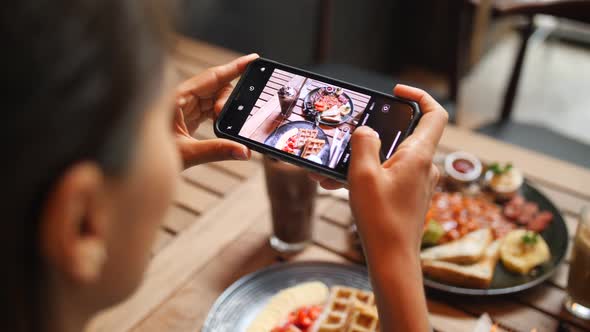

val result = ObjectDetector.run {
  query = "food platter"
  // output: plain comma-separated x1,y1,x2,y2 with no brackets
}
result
202,262,371,332
418,153,569,295
264,121,331,166
303,87,354,126
423,180,568,295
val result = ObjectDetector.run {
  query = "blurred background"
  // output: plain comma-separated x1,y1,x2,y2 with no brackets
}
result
178,0,590,167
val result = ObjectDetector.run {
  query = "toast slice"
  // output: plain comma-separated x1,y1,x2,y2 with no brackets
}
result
420,228,493,264
421,240,502,289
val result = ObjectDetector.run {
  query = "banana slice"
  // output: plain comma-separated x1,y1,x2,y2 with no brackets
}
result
247,281,329,332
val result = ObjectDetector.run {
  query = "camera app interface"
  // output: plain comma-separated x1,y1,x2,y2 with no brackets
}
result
223,63,415,174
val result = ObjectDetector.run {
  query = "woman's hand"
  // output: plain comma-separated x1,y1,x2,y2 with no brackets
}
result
174,53,259,169
310,84,447,253
349,85,447,256
314,84,447,332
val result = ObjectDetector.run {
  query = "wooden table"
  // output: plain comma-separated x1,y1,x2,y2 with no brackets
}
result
86,36,590,332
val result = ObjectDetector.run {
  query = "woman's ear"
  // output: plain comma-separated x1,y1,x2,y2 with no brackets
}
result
39,162,111,285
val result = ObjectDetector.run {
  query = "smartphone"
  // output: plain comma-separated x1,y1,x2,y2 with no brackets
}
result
215,58,421,182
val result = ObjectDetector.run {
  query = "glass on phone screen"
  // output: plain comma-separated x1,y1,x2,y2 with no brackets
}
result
221,61,416,175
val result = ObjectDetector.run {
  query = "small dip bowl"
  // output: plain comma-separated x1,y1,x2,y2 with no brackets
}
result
444,151,483,184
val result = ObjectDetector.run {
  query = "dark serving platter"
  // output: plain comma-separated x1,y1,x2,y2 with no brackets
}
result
303,87,354,126
202,262,370,332
264,120,331,166
423,180,569,295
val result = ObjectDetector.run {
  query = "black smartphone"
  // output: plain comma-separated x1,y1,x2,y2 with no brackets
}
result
215,58,421,182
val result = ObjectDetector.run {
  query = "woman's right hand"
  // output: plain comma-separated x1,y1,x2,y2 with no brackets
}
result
315,84,447,332
348,84,447,257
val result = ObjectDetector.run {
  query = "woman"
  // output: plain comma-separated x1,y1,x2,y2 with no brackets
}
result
1,0,447,331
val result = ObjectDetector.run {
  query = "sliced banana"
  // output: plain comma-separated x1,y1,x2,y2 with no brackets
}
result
247,281,329,332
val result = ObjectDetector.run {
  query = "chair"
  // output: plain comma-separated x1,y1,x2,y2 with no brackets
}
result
307,0,447,113
461,0,590,168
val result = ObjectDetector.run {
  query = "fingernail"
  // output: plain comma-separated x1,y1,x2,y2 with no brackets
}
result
232,149,249,160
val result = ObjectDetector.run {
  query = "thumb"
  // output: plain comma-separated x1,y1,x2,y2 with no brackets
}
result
181,138,250,168
349,126,382,179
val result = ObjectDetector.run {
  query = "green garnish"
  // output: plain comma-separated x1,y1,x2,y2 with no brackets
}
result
522,231,539,245
489,162,513,175
422,219,445,246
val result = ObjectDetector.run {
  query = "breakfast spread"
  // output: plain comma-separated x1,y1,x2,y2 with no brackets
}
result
420,152,556,288
248,282,379,332
305,86,353,125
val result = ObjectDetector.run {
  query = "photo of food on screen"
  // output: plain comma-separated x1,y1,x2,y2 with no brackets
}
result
238,69,371,169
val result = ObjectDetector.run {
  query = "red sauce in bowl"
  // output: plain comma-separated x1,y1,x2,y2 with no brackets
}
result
452,158,475,174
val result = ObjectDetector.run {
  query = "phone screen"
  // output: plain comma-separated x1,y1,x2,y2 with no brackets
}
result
217,59,419,180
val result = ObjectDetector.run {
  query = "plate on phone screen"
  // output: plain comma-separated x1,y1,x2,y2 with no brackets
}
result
303,87,354,126
264,121,331,165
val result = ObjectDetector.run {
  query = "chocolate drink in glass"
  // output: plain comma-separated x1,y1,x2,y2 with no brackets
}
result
264,156,317,253
565,207,590,319
277,86,297,117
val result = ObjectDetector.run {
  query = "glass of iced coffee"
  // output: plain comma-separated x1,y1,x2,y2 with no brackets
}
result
565,206,590,320
263,156,317,253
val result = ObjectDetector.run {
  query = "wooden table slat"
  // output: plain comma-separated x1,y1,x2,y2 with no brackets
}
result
182,164,242,196
516,284,590,331
207,160,262,180
173,179,219,214
319,199,353,227
163,205,201,234
152,229,175,256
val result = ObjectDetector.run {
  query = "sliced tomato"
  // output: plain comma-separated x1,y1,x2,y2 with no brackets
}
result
296,308,307,325
287,312,297,324
309,306,322,320
314,101,326,111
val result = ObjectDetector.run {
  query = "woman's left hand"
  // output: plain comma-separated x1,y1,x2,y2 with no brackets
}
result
174,53,259,169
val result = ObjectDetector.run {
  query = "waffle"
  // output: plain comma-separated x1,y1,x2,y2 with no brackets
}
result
295,129,318,148
302,139,325,159
346,303,379,332
313,286,379,332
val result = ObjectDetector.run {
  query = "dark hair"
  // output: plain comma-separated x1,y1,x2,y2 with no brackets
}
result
0,0,172,330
